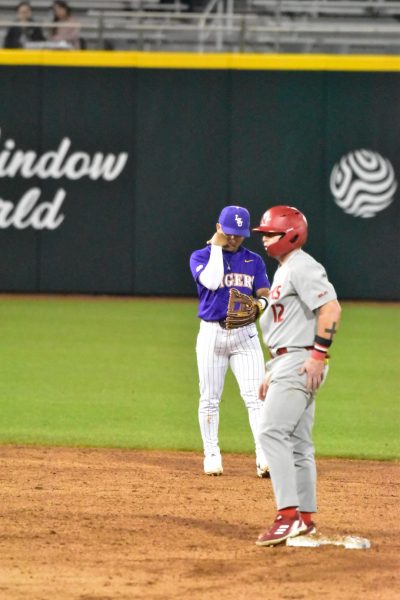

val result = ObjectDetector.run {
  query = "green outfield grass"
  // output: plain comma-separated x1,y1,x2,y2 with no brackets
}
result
0,296,398,460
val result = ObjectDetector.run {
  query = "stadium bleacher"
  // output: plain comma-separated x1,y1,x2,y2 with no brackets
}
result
1,0,400,53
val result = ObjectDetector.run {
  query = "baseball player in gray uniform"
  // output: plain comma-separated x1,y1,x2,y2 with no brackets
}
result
190,206,270,477
252,205,341,546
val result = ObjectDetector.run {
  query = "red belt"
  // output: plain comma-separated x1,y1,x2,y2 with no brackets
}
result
274,346,314,356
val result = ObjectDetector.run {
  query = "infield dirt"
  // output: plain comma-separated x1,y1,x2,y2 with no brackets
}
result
0,446,398,600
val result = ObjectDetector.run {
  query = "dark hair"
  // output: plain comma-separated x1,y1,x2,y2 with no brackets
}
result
52,1,71,18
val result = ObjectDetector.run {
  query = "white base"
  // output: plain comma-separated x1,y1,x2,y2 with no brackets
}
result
287,533,371,549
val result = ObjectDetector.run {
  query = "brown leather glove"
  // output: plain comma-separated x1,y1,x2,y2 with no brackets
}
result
225,288,266,329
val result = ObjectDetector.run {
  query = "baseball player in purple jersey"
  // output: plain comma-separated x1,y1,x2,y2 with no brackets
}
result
189,206,270,477
252,206,341,546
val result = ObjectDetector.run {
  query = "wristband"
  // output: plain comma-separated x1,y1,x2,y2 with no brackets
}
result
257,297,268,312
314,335,332,348
311,349,326,361
313,334,332,358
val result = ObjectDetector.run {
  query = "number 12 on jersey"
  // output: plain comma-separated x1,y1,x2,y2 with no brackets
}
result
271,303,285,323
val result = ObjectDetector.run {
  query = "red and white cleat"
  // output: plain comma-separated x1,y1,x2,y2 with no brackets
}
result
256,512,308,546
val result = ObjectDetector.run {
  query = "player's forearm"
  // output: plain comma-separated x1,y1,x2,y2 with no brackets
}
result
312,300,341,359
198,245,224,290
255,288,270,313
256,287,270,298
316,300,341,338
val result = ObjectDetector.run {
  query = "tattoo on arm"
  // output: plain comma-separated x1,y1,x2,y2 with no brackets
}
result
324,322,337,339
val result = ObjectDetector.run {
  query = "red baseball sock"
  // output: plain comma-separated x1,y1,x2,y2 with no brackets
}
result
278,507,298,519
300,511,313,525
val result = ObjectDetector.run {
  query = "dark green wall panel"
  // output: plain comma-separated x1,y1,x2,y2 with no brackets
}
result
324,73,400,299
0,67,42,290
38,68,135,293
0,65,398,298
133,70,230,295
229,71,327,263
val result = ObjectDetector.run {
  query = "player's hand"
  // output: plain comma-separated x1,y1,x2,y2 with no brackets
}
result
206,230,228,247
258,372,272,400
207,224,229,247
298,358,325,393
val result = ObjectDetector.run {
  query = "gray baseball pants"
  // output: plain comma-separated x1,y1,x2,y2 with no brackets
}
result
258,349,328,513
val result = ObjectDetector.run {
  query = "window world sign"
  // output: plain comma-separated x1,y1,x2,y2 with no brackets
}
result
0,129,129,230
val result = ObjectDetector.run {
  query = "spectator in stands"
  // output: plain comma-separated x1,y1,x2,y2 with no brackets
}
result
4,1,45,48
49,0,82,49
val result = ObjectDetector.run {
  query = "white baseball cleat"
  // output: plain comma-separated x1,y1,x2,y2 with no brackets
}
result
204,454,223,476
256,463,270,479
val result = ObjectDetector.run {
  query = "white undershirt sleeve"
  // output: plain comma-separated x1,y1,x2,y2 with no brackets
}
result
198,245,224,291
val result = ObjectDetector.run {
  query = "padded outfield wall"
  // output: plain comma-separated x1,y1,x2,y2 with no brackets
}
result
0,51,399,299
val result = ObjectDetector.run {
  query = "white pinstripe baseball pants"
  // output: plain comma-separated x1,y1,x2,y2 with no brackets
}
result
196,320,267,464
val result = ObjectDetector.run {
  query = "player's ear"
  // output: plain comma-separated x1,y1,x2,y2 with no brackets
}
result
216,223,222,233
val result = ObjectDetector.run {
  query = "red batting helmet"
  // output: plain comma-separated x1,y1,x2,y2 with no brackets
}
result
253,205,308,257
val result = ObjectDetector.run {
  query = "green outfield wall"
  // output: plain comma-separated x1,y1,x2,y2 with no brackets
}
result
0,51,399,299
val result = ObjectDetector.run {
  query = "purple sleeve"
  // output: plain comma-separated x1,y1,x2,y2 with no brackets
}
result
189,248,209,281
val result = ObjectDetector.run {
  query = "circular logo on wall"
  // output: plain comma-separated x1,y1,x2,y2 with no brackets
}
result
330,149,397,218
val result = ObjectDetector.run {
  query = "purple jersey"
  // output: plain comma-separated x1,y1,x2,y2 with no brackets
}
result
190,246,270,320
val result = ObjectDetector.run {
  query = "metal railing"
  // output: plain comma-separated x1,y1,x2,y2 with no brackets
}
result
248,0,400,17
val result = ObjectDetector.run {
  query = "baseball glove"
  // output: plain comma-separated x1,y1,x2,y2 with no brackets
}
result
226,288,265,329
